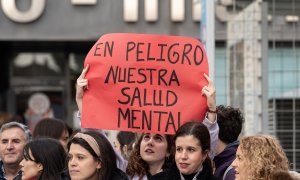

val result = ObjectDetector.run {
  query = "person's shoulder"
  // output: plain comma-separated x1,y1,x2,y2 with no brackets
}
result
212,176,221,180
151,171,165,178
149,171,169,180
197,172,221,180
289,170,300,179
223,168,235,180
111,168,129,180
150,167,181,180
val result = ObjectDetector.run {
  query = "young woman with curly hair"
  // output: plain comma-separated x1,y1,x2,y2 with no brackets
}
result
126,133,174,179
232,135,290,180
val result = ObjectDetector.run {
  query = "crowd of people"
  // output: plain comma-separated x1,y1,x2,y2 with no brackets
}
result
0,64,299,180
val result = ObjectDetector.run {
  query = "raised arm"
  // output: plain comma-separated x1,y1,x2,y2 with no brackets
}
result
75,64,128,171
201,73,218,158
76,64,89,114
202,73,217,123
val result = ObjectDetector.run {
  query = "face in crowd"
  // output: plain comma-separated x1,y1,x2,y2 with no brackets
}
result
231,135,289,180
231,146,250,180
0,127,27,167
174,122,211,175
68,143,101,180
67,131,116,180
20,138,66,180
59,128,70,151
33,118,71,152
175,135,208,175
139,133,170,168
20,148,43,180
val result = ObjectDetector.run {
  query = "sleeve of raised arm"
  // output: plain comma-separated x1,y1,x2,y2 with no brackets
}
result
203,113,219,159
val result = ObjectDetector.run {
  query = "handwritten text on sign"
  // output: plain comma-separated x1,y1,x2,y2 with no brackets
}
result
82,33,208,134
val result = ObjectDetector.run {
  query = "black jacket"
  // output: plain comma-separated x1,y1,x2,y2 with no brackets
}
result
111,168,129,180
150,162,220,180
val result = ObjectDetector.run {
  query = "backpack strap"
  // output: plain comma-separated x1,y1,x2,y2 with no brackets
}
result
223,165,233,180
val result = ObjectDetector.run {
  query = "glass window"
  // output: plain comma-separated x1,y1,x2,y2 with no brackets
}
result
269,50,282,71
283,72,298,90
283,55,298,71
276,131,293,149
276,111,293,130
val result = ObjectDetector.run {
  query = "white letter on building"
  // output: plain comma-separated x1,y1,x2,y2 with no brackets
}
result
124,0,139,22
171,0,185,22
145,0,158,22
71,0,97,5
193,0,201,22
1,0,46,23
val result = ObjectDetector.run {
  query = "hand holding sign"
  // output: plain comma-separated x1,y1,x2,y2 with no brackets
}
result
76,64,89,113
81,33,209,134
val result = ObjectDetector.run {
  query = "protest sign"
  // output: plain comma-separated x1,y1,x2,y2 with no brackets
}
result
82,33,209,134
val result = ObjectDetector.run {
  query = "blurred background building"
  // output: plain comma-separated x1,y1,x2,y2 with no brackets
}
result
0,0,299,170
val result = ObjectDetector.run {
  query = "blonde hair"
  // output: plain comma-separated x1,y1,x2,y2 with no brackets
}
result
239,135,289,180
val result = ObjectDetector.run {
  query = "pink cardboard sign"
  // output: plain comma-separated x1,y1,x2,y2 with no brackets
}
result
82,33,209,134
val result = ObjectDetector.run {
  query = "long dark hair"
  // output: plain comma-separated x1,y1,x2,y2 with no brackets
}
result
23,138,67,180
174,121,212,171
67,131,117,180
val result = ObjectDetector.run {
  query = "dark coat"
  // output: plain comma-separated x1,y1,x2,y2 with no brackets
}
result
150,161,220,180
213,141,239,180
111,168,129,180
0,160,22,180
